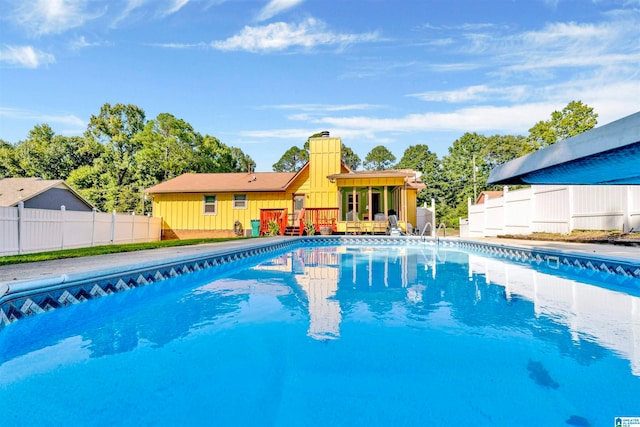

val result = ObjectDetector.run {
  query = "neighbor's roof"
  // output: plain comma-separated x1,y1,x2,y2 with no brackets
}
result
476,191,503,204
488,111,640,185
0,178,95,208
327,169,426,189
144,172,297,194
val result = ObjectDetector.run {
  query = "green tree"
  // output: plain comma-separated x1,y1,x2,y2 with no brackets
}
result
341,144,361,170
274,133,361,171
526,100,598,149
67,165,109,210
272,146,308,172
0,140,22,178
15,124,57,178
85,103,146,212
134,113,200,184
193,135,232,173
228,146,255,172
363,145,396,170
86,103,146,187
14,124,102,180
397,144,441,205
438,133,487,224
482,134,530,170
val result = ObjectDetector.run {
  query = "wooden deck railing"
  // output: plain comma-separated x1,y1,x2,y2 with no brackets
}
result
259,208,288,236
304,208,339,234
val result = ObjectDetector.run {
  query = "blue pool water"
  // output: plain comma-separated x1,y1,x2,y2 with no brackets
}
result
1,244,639,426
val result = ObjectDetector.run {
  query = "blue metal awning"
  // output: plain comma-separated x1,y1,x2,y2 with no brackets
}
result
487,111,640,185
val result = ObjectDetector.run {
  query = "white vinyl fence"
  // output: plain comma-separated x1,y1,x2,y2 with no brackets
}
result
463,185,640,237
415,199,437,236
0,202,162,256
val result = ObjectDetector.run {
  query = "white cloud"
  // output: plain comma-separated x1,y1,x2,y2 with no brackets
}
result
465,17,640,75
0,107,85,132
149,41,209,49
111,0,147,28
264,103,383,112
111,0,189,26
161,0,190,17
0,45,55,68
240,128,319,140
240,78,640,143
317,81,639,135
309,106,549,134
211,18,379,52
409,85,529,103
256,0,304,22
69,35,108,50
12,0,103,36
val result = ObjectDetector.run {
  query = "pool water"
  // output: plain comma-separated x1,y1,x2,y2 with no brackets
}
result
1,244,639,426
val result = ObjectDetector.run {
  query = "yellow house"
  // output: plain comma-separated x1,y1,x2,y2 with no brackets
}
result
145,133,425,239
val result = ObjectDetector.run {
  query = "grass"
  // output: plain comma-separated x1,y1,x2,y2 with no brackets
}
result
0,237,245,266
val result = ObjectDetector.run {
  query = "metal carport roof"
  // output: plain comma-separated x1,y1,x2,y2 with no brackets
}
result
487,111,640,185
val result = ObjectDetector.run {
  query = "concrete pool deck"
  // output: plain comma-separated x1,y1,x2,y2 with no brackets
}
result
0,236,638,285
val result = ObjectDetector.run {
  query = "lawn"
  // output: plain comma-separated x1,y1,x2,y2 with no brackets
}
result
0,238,245,266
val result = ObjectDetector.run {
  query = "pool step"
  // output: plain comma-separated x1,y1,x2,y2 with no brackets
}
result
284,226,301,236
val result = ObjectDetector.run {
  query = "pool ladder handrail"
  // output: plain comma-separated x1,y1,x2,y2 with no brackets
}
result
420,222,432,240
435,223,446,245
420,222,446,243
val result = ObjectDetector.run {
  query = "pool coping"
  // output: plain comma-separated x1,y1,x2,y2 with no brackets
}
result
1,235,639,328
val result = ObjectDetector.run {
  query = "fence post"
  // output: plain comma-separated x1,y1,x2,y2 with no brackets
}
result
568,185,575,233
60,205,66,250
17,201,24,255
483,193,489,237
503,185,509,235
467,197,472,237
131,211,136,243
91,208,97,246
624,185,632,232
111,210,116,244
431,198,436,237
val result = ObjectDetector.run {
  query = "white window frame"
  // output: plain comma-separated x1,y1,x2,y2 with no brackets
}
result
203,195,217,215
348,193,360,212
233,194,247,209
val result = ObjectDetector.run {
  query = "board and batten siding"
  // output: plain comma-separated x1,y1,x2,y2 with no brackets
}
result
153,192,295,232
308,136,341,209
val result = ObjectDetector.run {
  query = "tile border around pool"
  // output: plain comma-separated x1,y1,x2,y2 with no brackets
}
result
0,238,299,328
456,239,640,279
1,236,639,328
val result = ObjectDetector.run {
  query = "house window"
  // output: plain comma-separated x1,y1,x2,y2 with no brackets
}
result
203,195,217,214
233,194,247,209
347,193,360,220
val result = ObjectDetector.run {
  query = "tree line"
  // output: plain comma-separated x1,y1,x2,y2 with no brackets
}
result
0,103,255,213
272,101,598,226
1,100,597,225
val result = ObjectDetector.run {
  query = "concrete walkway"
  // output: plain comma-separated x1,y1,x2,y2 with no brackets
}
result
468,237,640,263
0,237,293,284
0,236,638,285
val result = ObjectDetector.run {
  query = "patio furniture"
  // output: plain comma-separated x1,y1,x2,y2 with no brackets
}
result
387,215,402,236
346,211,362,235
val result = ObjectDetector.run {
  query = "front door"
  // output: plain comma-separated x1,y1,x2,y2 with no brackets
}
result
371,192,381,217
293,194,305,222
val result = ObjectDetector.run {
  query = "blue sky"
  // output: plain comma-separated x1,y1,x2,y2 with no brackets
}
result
1,0,639,171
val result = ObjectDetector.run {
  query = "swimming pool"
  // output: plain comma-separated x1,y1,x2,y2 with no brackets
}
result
1,239,639,425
